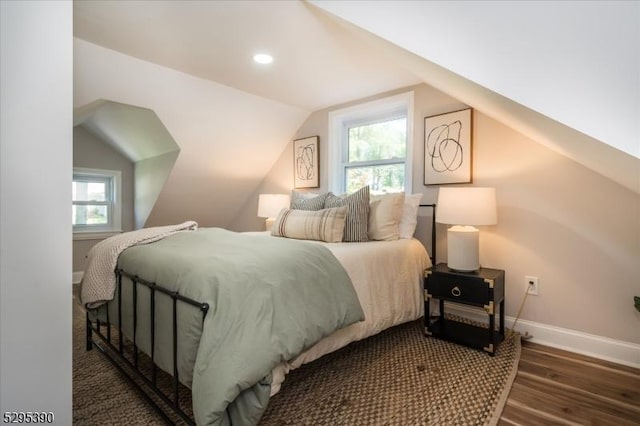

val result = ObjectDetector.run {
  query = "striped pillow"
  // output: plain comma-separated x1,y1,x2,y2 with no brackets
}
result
290,190,328,211
271,206,347,243
325,186,370,242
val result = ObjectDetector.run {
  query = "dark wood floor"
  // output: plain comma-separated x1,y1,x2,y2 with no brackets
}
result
499,340,640,425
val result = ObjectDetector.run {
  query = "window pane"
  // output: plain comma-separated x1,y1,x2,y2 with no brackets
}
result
346,164,405,194
348,117,406,162
73,180,107,202
72,205,108,225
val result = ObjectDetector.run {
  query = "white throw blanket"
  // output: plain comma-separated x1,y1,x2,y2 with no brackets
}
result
80,221,198,309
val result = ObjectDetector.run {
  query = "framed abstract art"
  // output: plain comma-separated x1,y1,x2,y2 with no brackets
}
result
424,108,472,185
293,136,319,188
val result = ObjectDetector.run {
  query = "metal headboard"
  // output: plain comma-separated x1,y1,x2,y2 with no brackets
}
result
419,203,436,265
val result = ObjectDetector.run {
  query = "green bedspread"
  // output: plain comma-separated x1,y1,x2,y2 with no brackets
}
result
116,228,364,425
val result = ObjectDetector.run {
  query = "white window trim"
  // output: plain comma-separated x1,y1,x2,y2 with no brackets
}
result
73,167,122,239
73,231,122,241
328,91,414,194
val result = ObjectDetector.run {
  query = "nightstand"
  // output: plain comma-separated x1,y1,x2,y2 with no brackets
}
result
424,263,505,355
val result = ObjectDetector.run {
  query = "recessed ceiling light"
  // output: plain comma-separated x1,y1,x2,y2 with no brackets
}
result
253,53,273,64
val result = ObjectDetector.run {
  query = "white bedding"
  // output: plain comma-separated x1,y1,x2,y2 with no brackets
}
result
244,232,432,396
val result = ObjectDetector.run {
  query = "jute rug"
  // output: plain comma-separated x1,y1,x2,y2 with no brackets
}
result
73,301,520,425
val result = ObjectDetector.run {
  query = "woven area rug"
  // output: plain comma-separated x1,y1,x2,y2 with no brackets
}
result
73,300,520,425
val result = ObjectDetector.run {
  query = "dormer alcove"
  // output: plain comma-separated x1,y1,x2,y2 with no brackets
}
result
74,99,180,229
72,100,180,275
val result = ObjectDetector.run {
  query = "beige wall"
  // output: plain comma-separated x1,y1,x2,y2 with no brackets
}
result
73,126,134,271
229,84,461,229
230,83,640,344
474,113,639,344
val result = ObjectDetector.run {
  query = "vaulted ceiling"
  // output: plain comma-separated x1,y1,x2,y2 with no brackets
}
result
73,0,422,111
309,1,639,194
73,0,639,229
72,0,426,228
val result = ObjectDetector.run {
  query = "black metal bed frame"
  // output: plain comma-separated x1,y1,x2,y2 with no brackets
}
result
420,204,437,265
85,204,436,425
86,269,209,425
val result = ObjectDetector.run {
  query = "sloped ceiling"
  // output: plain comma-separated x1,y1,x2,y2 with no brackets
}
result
74,100,179,162
73,0,640,231
74,99,181,228
73,0,422,110
72,0,424,228
309,1,640,193
74,37,310,227
310,1,640,158
314,2,640,194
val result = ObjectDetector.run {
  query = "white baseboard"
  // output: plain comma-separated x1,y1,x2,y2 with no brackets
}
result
444,303,640,368
69,273,640,367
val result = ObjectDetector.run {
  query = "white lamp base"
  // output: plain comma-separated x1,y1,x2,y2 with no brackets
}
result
265,217,276,231
447,225,480,272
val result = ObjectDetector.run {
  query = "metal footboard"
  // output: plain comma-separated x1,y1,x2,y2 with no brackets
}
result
86,269,209,425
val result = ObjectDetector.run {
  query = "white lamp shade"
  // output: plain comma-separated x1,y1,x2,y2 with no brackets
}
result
257,194,290,218
436,187,497,226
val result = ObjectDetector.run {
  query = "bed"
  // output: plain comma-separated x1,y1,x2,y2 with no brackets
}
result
82,190,435,426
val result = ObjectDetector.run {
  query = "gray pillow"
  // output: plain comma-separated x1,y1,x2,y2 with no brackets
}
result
290,190,328,211
325,186,370,242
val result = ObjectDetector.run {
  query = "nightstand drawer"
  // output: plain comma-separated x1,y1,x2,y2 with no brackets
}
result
424,263,505,355
426,275,489,305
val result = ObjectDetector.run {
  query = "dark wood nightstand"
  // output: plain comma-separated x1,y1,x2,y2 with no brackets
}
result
424,263,505,355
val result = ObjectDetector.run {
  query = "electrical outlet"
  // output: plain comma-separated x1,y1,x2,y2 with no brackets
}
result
525,276,539,295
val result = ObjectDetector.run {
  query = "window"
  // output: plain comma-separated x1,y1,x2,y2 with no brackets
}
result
328,92,413,194
344,114,407,193
72,168,121,236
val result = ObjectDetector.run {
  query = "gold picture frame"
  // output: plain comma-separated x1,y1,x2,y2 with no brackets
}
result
293,136,319,188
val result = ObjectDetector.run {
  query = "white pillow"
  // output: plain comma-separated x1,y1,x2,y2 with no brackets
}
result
271,206,347,243
398,193,423,239
368,192,405,241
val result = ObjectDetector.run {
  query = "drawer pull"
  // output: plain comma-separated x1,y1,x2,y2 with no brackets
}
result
451,286,461,297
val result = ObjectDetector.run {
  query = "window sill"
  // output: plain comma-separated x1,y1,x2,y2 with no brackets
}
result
73,230,122,241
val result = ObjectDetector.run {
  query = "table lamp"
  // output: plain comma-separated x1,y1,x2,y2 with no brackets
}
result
436,187,497,272
257,194,290,231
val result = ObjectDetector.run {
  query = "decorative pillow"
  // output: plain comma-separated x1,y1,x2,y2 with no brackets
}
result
325,186,370,242
271,206,347,243
290,190,328,211
368,192,405,241
398,193,423,239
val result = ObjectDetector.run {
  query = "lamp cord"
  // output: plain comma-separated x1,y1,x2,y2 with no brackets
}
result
507,288,532,340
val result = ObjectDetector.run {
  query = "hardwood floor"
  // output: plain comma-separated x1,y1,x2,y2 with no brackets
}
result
499,341,640,425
